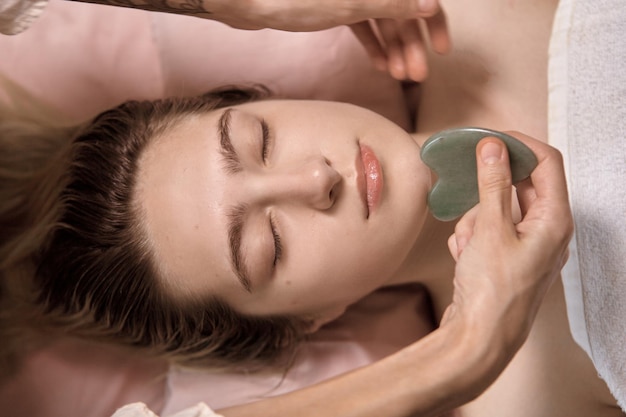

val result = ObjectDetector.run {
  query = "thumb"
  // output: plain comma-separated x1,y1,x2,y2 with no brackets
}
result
476,138,513,223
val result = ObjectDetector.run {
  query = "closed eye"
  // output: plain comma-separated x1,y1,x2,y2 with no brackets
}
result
261,118,271,163
269,214,282,267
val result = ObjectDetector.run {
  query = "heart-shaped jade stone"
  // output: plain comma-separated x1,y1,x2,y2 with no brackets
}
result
420,127,538,221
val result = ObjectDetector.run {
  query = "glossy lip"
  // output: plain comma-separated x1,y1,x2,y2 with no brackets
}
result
357,142,384,218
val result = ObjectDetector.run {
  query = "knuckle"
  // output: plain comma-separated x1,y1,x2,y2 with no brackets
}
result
548,146,565,166
480,169,512,193
548,208,574,243
536,216,573,249
563,215,575,242
454,220,470,238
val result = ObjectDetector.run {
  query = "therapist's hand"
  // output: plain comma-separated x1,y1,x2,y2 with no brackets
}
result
214,0,447,32
229,0,450,82
80,0,445,31
206,0,450,82
80,0,449,82
444,133,573,357
350,11,451,82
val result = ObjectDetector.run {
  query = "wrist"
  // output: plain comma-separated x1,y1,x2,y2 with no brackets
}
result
444,315,516,401
378,319,515,415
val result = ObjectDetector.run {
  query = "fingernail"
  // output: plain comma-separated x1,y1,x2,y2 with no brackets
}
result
480,141,503,165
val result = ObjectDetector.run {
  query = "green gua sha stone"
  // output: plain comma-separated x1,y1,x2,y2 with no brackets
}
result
420,127,538,221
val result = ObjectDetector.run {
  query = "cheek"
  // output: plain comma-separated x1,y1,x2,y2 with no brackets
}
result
287,226,398,295
252,215,417,316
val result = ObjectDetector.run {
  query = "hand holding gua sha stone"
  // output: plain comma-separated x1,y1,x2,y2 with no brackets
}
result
420,127,538,221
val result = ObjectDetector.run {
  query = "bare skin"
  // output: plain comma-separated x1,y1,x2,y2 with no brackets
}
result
403,0,623,415
133,1,622,415
67,0,448,34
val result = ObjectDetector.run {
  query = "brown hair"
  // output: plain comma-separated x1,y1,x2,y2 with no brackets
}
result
0,84,309,373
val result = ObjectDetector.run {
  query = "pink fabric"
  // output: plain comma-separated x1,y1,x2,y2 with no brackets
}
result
0,339,167,417
163,286,434,413
149,12,409,128
0,0,409,127
0,0,163,120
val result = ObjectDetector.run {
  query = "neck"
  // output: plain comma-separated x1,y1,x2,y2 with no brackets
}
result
388,210,457,321
383,131,457,320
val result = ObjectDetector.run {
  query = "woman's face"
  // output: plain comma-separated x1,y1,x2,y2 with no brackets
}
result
138,100,431,325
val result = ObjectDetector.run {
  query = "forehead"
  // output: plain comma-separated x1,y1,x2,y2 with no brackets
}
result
135,109,240,300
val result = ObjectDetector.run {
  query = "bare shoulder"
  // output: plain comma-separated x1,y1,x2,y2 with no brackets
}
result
417,0,559,137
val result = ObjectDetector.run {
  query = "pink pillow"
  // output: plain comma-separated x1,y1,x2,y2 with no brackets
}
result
0,0,162,120
163,286,434,413
0,339,167,417
0,0,409,128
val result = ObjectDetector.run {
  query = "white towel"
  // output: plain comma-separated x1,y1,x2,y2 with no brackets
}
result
549,0,626,410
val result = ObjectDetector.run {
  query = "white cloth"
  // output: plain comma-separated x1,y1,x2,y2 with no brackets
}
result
113,402,222,417
549,0,626,411
0,0,47,35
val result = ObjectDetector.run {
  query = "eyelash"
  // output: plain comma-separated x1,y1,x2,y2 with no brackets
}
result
269,214,282,267
260,118,271,162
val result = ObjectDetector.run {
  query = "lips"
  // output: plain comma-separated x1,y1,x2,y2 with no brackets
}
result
357,143,383,218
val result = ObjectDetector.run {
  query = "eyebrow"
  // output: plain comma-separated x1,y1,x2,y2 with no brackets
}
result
227,203,253,293
218,110,252,292
218,108,243,174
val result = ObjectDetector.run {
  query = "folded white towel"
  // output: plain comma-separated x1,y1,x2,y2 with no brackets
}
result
549,0,626,410
113,402,220,417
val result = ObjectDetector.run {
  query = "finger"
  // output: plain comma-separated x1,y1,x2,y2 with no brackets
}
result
447,234,460,262
349,21,388,72
423,9,451,54
505,131,571,221
377,19,407,80
510,186,523,223
453,205,479,258
397,20,429,81
504,132,573,245
514,177,536,217
440,304,455,325
505,131,569,204
475,138,514,229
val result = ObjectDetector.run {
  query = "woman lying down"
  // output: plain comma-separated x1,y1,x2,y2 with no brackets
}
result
0,0,623,416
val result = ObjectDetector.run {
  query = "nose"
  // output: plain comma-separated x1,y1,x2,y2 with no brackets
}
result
252,157,342,210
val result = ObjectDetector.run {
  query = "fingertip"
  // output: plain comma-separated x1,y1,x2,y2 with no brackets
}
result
405,47,429,81
388,54,407,80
